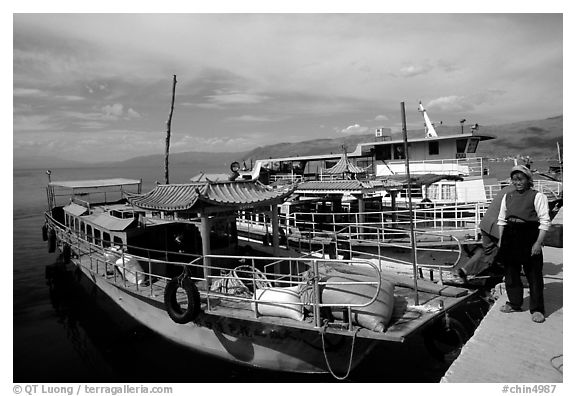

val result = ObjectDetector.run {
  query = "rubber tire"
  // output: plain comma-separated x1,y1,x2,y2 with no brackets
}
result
164,277,200,324
42,224,48,241
423,316,471,363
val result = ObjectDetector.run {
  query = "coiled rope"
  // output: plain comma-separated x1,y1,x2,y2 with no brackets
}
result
320,320,359,380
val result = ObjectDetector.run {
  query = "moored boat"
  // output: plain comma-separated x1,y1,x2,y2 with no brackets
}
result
42,175,484,377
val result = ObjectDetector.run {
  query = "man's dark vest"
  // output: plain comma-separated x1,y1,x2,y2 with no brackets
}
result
505,189,539,222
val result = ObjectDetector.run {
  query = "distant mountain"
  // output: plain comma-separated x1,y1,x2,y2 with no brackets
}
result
13,155,88,170
116,150,250,174
238,115,563,162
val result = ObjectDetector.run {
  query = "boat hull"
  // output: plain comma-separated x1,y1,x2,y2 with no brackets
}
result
73,259,376,375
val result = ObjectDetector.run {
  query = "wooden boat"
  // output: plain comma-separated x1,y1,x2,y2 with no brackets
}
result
43,176,482,378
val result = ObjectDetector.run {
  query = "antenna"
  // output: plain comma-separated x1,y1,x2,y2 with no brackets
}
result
418,101,438,138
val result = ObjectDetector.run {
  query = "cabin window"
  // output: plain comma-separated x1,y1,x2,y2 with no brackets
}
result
86,225,93,243
467,138,479,153
94,229,101,246
102,232,111,248
81,222,86,238
428,141,439,155
113,236,123,247
441,184,457,200
393,144,405,160
456,138,468,159
374,145,392,161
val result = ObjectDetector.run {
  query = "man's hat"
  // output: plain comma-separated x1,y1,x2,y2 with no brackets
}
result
510,165,533,182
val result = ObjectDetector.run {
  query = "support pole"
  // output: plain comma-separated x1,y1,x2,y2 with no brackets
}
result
401,102,419,305
164,75,177,184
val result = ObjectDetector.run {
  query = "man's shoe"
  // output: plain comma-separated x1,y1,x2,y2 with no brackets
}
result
500,303,522,313
531,312,545,323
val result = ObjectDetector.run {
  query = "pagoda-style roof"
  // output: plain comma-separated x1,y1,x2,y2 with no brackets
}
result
126,180,297,212
323,154,365,175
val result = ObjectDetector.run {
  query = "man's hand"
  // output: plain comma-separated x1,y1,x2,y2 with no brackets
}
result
531,242,542,256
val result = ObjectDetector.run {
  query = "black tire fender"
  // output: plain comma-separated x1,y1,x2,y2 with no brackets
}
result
42,224,48,241
164,277,201,324
424,315,471,363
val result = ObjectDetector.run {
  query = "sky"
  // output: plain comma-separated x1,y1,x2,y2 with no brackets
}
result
12,11,565,163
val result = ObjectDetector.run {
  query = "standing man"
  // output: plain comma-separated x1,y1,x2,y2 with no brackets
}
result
497,165,550,323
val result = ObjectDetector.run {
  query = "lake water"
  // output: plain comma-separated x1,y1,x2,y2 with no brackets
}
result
12,163,503,383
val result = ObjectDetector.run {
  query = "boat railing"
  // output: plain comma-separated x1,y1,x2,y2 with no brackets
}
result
330,224,463,284
204,254,382,329
533,180,563,200
284,202,487,242
46,212,385,330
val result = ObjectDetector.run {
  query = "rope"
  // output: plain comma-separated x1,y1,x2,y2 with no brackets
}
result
320,320,359,381
550,354,563,374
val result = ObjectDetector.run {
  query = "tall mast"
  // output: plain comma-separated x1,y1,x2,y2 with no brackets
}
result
164,75,177,184
418,101,438,138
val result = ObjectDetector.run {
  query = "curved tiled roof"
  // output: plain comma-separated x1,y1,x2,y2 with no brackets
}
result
126,181,296,211
324,154,365,175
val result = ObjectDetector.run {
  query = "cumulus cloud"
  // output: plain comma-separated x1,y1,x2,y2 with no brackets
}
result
374,114,389,121
398,63,432,77
427,90,506,112
101,103,141,120
340,124,369,135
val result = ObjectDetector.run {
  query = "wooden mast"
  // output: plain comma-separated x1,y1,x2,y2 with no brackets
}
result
164,75,177,184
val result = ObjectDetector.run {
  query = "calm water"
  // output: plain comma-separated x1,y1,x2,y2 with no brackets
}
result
13,163,496,383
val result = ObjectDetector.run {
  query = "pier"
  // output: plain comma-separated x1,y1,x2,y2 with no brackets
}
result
441,246,563,383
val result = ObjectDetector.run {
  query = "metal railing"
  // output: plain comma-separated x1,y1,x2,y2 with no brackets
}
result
45,212,385,330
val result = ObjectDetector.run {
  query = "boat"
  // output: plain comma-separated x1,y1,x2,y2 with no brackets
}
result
227,103,562,286
42,175,485,378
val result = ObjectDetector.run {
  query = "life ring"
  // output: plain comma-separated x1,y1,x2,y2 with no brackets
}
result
42,224,48,241
164,277,201,324
48,228,56,253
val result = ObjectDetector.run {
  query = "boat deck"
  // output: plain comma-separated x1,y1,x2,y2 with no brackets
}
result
75,252,475,343
441,246,563,383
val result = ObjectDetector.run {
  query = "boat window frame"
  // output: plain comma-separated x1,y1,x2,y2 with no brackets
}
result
428,141,440,156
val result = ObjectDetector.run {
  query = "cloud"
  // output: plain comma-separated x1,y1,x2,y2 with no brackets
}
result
340,124,369,135
199,90,270,109
101,103,141,120
374,114,389,121
225,115,275,122
427,90,506,112
398,63,433,78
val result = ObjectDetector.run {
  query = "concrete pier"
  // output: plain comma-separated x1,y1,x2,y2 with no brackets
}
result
441,246,563,383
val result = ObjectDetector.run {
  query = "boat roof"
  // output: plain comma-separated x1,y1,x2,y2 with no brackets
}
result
351,132,495,156
296,180,374,194
49,178,141,189
253,132,495,163
126,180,297,211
